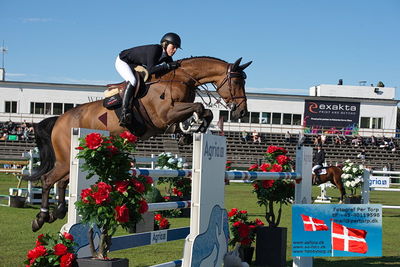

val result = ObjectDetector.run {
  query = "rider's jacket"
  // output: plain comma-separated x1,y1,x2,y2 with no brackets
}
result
119,44,173,75
313,149,325,165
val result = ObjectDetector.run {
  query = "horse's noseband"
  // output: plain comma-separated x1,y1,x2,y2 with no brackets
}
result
215,64,247,108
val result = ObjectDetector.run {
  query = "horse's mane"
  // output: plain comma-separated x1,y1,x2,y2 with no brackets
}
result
178,56,227,63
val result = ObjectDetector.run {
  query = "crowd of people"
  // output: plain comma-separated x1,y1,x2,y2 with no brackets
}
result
0,120,35,141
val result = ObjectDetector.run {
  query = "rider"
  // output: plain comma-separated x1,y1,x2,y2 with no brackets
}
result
312,144,325,184
115,32,182,127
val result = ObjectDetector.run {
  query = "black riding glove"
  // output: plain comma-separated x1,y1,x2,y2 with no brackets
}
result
168,61,180,70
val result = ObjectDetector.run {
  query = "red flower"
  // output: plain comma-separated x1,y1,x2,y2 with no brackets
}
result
276,155,290,165
233,221,241,227
144,175,153,184
255,218,264,226
60,253,76,267
120,131,137,143
266,146,279,154
115,205,130,223
114,180,130,193
80,188,92,203
63,232,74,241
159,218,170,229
252,183,259,190
53,243,68,256
260,163,271,172
139,200,148,213
238,223,250,238
27,245,47,259
131,179,145,193
75,146,84,150
240,210,247,214
85,133,103,150
248,163,259,171
271,164,283,172
154,213,163,221
240,237,252,246
92,182,112,204
163,196,170,201
35,234,44,246
173,187,183,197
262,180,275,189
228,208,238,217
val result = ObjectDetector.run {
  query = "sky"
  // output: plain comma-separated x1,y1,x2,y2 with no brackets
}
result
1,1,399,98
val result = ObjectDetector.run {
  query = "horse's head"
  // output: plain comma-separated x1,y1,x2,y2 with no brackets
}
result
216,58,252,119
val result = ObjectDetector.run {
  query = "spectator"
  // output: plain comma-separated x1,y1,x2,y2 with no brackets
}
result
285,131,291,143
370,135,377,146
252,130,261,143
321,133,327,144
357,149,366,161
241,131,250,143
334,134,342,145
313,135,322,145
298,131,306,146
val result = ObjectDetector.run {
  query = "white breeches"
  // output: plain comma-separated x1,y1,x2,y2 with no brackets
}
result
115,56,137,87
312,164,322,174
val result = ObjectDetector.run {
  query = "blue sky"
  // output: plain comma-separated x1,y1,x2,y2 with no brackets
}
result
1,1,399,97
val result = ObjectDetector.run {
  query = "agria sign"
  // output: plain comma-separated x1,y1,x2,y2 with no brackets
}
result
203,141,225,160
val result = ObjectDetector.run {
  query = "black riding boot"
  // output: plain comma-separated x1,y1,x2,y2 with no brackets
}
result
120,83,134,127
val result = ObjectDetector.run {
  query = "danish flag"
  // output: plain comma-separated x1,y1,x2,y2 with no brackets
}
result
300,214,328,231
332,222,368,254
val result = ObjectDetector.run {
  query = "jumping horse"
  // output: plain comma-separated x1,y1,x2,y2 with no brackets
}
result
25,56,252,232
313,166,346,203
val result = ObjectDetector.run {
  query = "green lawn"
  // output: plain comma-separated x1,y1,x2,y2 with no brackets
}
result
0,174,399,266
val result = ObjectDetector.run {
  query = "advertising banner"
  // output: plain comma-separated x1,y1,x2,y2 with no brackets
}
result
304,100,360,128
292,204,382,257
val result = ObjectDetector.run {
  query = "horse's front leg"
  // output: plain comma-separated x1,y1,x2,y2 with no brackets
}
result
165,102,206,125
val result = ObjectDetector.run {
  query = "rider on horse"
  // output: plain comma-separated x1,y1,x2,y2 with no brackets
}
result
115,32,182,127
312,144,326,184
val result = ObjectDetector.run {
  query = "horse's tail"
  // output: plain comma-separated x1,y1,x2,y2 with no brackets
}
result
24,116,59,181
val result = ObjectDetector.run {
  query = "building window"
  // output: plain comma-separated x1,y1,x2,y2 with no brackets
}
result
371,117,383,129
219,110,229,122
250,112,260,123
261,112,271,124
5,101,17,113
360,117,370,128
293,114,301,125
283,113,292,125
30,102,52,114
272,113,281,124
240,112,250,123
64,103,74,112
53,103,63,115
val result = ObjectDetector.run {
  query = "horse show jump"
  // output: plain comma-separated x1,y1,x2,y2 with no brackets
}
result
61,128,313,267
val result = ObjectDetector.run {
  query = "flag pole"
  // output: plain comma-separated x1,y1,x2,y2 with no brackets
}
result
331,219,334,257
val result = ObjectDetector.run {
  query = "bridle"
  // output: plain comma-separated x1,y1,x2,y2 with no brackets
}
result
178,63,247,110
213,64,247,111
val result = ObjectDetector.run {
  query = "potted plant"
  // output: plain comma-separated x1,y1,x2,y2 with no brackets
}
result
341,159,364,203
249,145,295,267
73,131,153,266
227,208,264,264
24,232,76,267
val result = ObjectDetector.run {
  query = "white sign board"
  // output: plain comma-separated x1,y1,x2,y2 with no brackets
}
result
369,176,390,188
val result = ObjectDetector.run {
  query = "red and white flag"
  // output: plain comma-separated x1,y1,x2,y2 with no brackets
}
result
300,214,328,231
332,222,368,254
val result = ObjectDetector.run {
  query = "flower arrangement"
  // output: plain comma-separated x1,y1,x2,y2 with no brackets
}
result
156,152,191,199
154,213,171,230
341,159,364,196
226,161,233,170
227,208,264,248
24,232,76,267
249,145,295,227
74,131,153,259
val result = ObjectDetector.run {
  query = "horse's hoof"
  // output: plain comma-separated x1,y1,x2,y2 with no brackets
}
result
32,219,42,232
48,213,57,223
53,208,67,219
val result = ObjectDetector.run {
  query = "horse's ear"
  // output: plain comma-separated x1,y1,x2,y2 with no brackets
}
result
232,57,242,70
239,61,252,70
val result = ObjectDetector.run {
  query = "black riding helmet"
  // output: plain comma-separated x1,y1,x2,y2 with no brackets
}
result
160,32,182,49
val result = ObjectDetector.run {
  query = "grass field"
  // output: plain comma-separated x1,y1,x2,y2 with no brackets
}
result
0,173,399,267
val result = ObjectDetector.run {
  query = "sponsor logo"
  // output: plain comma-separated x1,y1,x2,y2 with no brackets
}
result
308,102,358,114
151,230,167,244
204,141,225,160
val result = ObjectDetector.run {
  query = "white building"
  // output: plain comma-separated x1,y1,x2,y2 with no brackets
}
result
0,79,398,137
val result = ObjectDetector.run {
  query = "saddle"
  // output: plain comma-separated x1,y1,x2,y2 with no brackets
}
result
102,68,153,137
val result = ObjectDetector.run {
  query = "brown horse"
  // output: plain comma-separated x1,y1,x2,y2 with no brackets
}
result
313,166,346,203
26,56,252,232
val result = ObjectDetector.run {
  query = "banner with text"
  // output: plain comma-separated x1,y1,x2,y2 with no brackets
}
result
304,100,360,128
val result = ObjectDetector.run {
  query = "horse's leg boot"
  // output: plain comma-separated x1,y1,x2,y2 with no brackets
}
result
120,83,134,127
